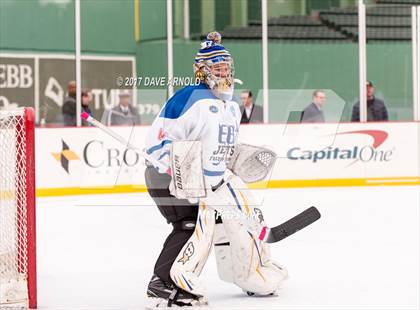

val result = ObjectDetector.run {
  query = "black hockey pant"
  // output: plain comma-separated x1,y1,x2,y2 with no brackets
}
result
144,166,198,283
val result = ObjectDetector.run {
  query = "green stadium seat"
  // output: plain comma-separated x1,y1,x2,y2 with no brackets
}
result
218,2,416,42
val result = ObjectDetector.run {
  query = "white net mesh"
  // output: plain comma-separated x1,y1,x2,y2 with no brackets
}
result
0,109,29,307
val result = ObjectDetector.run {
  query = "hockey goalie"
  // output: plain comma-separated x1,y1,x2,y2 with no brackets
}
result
143,32,287,308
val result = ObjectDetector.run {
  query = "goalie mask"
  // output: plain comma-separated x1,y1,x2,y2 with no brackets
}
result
194,31,235,101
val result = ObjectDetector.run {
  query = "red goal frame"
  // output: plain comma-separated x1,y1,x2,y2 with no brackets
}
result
26,108,37,309
15,107,37,309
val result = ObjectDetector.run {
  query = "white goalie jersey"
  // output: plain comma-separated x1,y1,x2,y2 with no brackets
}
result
145,83,241,187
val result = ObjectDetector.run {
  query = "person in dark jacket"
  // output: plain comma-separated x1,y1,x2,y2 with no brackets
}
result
239,90,263,124
62,81,77,126
301,90,326,123
106,90,141,126
351,81,388,122
81,89,93,127
62,82,93,127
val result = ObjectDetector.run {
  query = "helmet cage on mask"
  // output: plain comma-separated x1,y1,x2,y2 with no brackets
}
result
194,32,235,100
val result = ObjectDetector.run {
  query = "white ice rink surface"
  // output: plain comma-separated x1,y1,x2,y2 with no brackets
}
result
36,186,420,310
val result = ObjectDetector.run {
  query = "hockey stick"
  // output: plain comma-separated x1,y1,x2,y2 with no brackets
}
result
80,112,321,243
81,112,171,174
265,206,321,243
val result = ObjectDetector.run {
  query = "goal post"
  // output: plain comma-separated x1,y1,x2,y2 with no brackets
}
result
0,107,37,309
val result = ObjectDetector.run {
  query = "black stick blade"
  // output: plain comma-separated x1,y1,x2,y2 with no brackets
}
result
266,207,321,243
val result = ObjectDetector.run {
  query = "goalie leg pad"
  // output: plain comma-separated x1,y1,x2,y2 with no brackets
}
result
170,203,216,299
213,214,234,283
212,176,288,295
201,175,266,238
215,215,288,295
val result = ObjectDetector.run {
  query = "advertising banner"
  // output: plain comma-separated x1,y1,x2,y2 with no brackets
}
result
0,53,135,125
36,123,420,196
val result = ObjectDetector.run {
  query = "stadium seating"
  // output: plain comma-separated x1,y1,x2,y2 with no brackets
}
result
341,27,412,40
223,24,347,41
376,0,420,4
223,15,348,41
249,16,324,27
222,1,418,42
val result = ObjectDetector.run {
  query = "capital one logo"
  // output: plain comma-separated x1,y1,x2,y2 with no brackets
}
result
335,130,388,148
287,129,395,164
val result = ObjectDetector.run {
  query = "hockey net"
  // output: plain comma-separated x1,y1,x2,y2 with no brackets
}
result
0,108,36,309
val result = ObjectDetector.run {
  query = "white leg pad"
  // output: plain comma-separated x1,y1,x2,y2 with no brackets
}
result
170,203,216,299
212,176,288,295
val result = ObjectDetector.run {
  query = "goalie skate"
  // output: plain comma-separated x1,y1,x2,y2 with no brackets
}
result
146,298,208,309
146,275,208,308
244,291,277,297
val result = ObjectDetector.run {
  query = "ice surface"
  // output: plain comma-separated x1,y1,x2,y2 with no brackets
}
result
36,186,420,309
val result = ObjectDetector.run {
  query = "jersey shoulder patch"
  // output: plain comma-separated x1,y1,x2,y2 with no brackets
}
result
160,83,217,119
229,97,241,119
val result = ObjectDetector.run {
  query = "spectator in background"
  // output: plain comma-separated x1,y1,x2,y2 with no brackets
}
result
351,81,388,122
62,81,77,126
81,89,93,127
301,90,326,123
106,89,141,126
240,90,263,124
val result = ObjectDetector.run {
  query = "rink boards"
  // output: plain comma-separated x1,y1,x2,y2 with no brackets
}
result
35,122,420,196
